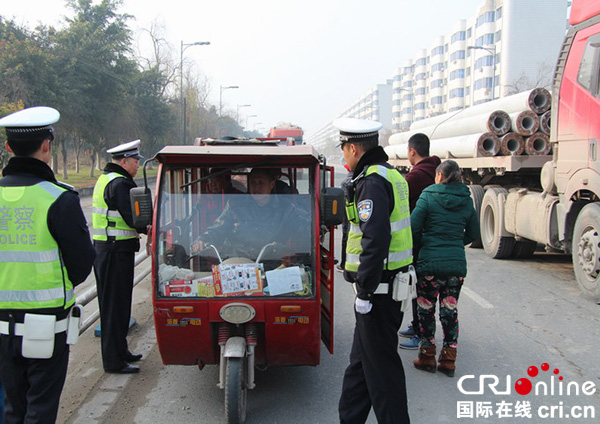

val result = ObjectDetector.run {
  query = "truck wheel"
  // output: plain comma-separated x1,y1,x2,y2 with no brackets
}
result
225,357,247,424
480,187,515,259
572,203,600,303
512,240,537,258
468,185,484,248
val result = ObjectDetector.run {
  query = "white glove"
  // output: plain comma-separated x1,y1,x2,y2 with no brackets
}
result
355,297,372,314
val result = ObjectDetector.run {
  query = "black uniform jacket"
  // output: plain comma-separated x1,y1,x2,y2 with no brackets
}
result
94,163,145,253
0,157,96,320
345,146,403,300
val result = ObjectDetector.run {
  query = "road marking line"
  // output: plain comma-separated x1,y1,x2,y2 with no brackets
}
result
462,286,494,309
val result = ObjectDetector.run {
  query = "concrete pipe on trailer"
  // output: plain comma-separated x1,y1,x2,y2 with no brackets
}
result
499,132,525,156
424,110,512,139
524,133,552,155
390,111,511,145
539,110,551,135
526,87,552,115
487,110,512,136
429,132,500,159
475,133,501,157
409,87,551,132
509,110,540,136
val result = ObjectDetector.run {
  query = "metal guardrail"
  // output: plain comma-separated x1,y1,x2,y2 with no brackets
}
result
76,251,152,334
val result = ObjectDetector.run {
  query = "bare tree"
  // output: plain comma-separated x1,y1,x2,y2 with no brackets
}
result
136,21,177,97
504,60,553,95
380,128,393,147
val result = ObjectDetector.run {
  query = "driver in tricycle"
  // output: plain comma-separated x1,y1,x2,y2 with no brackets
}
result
192,167,310,266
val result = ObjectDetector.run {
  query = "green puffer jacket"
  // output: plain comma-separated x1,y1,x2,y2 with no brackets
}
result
411,182,479,277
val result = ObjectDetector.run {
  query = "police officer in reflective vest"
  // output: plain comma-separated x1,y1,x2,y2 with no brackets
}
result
92,140,145,374
336,118,412,424
0,107,96,423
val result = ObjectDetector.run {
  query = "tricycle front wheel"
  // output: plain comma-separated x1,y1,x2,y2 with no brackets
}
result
225,357,247,424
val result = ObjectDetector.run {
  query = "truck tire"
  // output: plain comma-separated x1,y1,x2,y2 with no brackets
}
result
512,240,537,258
468,185,484,248
572,203,600,303
480,187,515,259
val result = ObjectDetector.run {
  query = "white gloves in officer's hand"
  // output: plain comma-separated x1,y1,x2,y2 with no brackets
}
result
355,298,372,314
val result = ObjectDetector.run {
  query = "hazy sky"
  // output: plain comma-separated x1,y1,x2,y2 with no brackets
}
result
2,0,486,137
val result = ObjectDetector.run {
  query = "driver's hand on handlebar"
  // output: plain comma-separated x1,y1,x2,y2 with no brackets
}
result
191,240,205,254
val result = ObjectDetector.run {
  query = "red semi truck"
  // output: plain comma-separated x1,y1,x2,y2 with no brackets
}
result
268,123,304,145
389,0,600,302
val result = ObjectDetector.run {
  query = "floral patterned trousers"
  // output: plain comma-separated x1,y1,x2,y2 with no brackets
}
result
416,275,464,348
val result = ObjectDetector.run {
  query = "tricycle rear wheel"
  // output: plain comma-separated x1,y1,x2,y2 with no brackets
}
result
225,357,247,424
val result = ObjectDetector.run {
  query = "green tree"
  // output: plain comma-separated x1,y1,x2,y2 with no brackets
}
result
55,0,136,177
131,67,174,158
0,18,59,107
0,100,24,168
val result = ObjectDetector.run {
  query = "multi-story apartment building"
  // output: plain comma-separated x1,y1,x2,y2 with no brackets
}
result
308,81,392,153
308,0,568,149
392,0,567,131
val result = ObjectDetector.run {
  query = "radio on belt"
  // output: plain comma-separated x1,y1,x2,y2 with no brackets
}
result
66,304,84,345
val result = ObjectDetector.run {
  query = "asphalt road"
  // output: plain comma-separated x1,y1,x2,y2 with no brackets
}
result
56,167,600,424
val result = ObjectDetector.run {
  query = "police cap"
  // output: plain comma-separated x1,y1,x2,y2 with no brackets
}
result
107,139,143,160
0,106,59,142
333,118,382,147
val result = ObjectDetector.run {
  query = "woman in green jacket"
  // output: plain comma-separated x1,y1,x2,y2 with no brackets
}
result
410,160,479,377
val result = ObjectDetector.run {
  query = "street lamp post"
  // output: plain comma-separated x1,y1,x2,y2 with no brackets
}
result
467,45,497,101
237,104,251,123
246,114,257,129
219,85,239,117
180,40,210,144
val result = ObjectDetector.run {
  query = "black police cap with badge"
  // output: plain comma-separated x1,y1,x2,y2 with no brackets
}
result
333,118,383,147
0,106,59,142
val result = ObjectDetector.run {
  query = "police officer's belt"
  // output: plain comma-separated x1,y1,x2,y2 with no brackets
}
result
373,283,390,294
352,282,390,295
0,317,68,336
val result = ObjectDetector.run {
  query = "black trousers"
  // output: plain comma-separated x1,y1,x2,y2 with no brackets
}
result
94,250,135,371
339,294,410,424
0,332,69,424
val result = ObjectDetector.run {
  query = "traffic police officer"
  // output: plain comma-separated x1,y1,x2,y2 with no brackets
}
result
0,107,96,423
92,139,145,373
336,118,412,424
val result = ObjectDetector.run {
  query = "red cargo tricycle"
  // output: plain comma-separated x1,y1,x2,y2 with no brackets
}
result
132,139,343,423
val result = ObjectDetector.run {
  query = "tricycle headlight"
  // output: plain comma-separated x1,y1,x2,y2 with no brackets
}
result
219,303,256,324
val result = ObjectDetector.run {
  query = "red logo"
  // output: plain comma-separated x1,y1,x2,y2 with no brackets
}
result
515,363,571,396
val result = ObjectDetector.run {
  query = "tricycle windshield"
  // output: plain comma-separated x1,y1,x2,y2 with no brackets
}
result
156,165,315,298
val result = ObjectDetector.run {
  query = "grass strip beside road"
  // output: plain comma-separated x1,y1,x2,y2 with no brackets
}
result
52,166,158,189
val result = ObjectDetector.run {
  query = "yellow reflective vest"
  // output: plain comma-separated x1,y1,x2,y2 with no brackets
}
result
92,173,138,241
345,164,413,272
0,181,75,309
